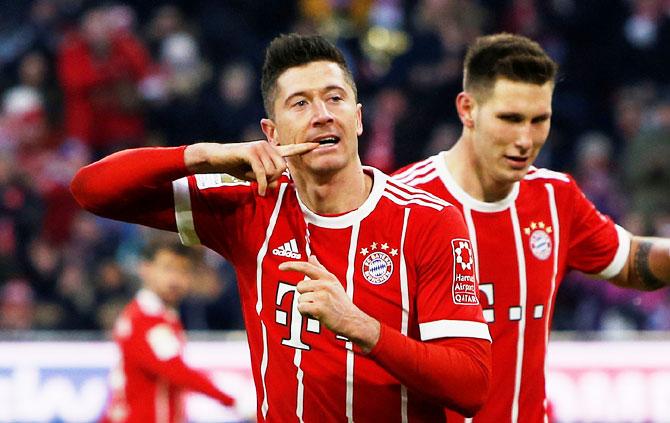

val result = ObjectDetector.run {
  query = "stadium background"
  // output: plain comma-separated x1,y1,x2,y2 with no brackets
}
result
0,0,669,421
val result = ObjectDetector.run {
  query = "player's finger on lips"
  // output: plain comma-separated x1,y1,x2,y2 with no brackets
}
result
277,142,319,157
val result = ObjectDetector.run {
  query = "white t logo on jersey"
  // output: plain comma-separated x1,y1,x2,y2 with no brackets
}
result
275,282,320,350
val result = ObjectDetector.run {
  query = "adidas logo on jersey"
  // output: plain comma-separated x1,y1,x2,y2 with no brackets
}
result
273,239,302,259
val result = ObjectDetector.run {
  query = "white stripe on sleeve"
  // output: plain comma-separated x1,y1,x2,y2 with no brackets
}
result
419,320,491,342
597,224,631,279
172,177,201,246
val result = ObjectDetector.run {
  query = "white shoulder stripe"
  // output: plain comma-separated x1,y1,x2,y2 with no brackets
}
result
392,159,435,183
382,192,444,211
597,225,631,279
173,177,201,246
524,168,570,182
419,320,492,342
386,181,450,207
397,168,440,187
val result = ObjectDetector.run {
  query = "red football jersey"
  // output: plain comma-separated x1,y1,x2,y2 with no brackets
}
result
172,167,491,422
101,289,234,423
393,153,630,423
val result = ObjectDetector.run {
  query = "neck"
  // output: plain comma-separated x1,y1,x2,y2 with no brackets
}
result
446,134,515,202
290,163,373,215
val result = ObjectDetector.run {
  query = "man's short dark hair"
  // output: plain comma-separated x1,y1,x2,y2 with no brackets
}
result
261,33,357,117
464,33,558,100
140,238,198,262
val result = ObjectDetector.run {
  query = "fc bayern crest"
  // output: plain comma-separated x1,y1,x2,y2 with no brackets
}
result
529,230,552,260
524,221,553,260
362,251,394,285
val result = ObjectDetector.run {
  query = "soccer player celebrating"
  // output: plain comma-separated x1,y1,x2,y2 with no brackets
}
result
101,238,235,423
393,33,670,422
72,34,492,422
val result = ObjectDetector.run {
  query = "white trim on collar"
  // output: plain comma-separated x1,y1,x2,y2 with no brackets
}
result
434,151,519,213
297,167,387,229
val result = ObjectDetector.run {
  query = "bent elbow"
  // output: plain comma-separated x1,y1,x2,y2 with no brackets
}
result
70,166,114,215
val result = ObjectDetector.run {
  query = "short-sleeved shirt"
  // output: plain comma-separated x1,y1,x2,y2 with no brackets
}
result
172,167,490,422
393,153,629,423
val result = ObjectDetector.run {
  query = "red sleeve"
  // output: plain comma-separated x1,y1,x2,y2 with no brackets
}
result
123,322,235,406
368,323,491,416
565,177,626,276
70,146,189,230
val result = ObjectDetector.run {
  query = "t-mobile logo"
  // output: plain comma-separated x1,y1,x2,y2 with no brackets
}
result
275,282,320,350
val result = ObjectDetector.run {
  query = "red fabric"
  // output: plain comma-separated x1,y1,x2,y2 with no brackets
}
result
100,291,234,423
368,324,491,416
57,31,153,148
394,155,624,422
70,146,187,229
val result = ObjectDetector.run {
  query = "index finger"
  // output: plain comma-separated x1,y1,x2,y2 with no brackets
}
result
278,260,323,279
276,142,319,158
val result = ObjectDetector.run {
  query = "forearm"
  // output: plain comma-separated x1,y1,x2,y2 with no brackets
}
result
70,146,188,228
612,236,670,290
367,324,491,416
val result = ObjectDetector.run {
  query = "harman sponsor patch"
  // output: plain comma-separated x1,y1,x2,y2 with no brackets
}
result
451,239,479,305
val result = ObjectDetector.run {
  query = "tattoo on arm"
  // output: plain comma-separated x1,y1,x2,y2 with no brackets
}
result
634,241,665,290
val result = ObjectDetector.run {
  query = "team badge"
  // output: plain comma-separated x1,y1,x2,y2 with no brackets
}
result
360,241,397,285
451,239,479,305
524,221,553,260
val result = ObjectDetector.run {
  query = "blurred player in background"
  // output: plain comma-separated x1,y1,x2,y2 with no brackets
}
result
73,33,492,422
393,33,670,422
100,237,235,423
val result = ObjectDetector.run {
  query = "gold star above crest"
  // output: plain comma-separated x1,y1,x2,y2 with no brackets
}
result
371,242,378,250
381,243,389,250
390,248,398,256
360,247,369,255
538,221,545,229
530,222,537,230
546,226,552,234
524,227,531,235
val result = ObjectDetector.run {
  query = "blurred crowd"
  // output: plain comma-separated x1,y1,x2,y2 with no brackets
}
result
1,0,669,334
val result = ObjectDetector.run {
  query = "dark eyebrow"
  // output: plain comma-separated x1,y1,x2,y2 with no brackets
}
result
284,85,348,105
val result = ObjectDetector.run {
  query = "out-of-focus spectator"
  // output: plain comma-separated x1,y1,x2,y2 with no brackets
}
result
622,94,670,234
147,31,211,146
57,5,156,157
199,61,265,142
362,87,407,172
94,260,136,331
0,278,36,330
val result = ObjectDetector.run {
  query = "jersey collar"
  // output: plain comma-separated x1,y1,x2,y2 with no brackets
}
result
296,166,386,229
434,151,519,212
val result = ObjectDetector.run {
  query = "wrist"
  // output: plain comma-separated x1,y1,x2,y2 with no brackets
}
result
184,143,213,173
347,312,380,353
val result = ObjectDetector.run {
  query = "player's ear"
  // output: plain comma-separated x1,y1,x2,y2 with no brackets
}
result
456,92,475,129
356,103,363,136
261,118,279,146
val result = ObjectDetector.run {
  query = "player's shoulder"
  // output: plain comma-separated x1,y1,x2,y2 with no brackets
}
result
382,174,454,214
522,166,576,189
391,155,441,186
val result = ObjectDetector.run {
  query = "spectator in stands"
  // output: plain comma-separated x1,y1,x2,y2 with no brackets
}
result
57,5,155,157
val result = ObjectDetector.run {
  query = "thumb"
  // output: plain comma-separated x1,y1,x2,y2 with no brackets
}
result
308,254,325,269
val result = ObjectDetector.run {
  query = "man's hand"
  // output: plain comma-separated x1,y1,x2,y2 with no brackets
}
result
184,141,318,195
279,255,381,353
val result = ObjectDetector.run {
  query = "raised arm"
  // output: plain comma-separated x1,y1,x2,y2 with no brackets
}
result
609,235,670,291
70,141,319,228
